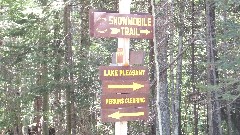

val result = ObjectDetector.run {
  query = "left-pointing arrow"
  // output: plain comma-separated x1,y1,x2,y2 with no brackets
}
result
108,82,144,91
97,28,108,33
108,111,144,119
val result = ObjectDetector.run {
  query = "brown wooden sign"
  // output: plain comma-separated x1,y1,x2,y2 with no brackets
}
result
101,93,149,109
130,51,145,65
102,80,150,94
112,51,145,65
99,66,149,81
89,10,153,39
101,107,149,122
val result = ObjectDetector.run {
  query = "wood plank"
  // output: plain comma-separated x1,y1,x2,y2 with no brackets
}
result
130,51,145,65
101,107,149,122
102,80,150,94
89,11,153,39
99,66,149,81
101,93,149,109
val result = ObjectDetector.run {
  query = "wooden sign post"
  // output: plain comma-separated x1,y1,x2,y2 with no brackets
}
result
89,0,153,134
116,0,131,134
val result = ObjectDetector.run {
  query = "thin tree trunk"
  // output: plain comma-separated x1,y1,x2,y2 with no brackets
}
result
205,0,222,135
53,10,62,135
38,0,49,134
172,1,183,135
42,59,49,135
226,104,233,135
170,47,175,135
173,26,183,135
191,0,198,134
168,1,175,134
222,1,232,134
14,75,23,135
77,0,92,134
42,3,49,135
33,94,42,135
152,0,171,135
36,27,49,135
64,0,73,134
148,0,156,134
35,73,43,135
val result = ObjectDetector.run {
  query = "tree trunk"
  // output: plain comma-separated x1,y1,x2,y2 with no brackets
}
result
172,1,184,135
152,0,171,135
205,0,222,135
173,21,183,135
42,65,49,135
222,1,232,135
53,10,62,134
41,50,49,135
226,104,233,135
77,0,92,134
64,0,73,134
148,0,156,134
41,2,49,135
14,76,23,135
33,94,42,135
191,0,198,134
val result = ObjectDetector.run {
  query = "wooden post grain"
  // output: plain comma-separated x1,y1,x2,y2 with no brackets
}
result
115,0,132,135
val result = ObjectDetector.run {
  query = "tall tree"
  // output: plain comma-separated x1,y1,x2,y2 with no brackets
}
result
152,0,171,134
38,0,50,134
205,0,222,135
191,0,198,134
172,0,184,134
222,1,233,135
52,9,63,134
148,0,156,134
63,0,74,134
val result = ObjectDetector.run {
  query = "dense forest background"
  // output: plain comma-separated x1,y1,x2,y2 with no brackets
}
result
0,0,240,135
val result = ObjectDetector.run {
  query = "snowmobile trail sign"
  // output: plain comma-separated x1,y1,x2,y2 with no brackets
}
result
89,10,153,39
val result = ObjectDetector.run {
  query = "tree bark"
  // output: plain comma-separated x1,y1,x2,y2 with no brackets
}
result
191,0,198,134
42,64,49,135
40,0,49,134
172,1,184,135
205,0,222,135
148,0,156,134
33,93,42,135
52,10,62,134
77,0,92,134
152,0,171,135
226,104,233,135
64,0,74,134
222,1,233,135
